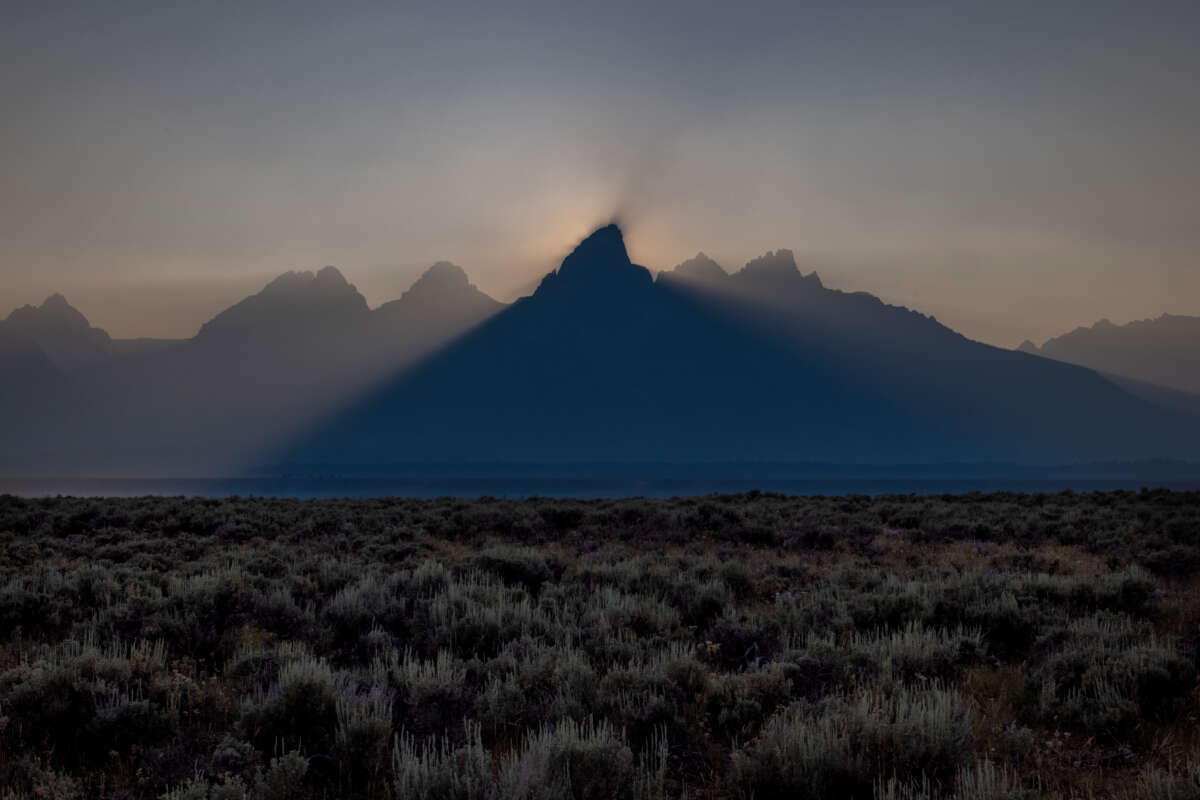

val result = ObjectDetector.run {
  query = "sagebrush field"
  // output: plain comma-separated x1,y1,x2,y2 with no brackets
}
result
2,491,1199,799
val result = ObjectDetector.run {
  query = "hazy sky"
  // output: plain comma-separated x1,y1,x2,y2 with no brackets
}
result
2,0,1198,345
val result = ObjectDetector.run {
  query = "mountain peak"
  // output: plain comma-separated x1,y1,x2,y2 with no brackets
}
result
6,293,92,331
408,261,471,295
732,249,823,290
199,266,368,340
259,270,303,293
535,224,652,298
1,293,111,370
315,265,349,286
42,293,72,311
374,261,501,323
560,224,631,274
664,252,729,285
742,249,799,277
262,267,351,294
1033,312,1200,395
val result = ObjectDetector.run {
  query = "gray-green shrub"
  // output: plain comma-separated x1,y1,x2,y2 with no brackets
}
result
731,684,974,800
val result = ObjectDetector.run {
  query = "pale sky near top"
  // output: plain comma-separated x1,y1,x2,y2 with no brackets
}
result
2,0,1198,346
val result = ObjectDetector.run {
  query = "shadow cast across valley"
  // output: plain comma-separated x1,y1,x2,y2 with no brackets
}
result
267,225,1200,475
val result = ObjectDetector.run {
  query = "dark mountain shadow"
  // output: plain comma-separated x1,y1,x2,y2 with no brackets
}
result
369,261,504,373
1021,314,1200,395
3,226,1196,476
1103,373,1200,420
276,225,1200,470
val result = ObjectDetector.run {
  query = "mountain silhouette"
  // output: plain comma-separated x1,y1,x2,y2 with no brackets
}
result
0,260,504,474
1102,373,1200,420
3,226,1197,475
372,261,503,363
534,223,654,299
1,293,113,370
278,225,1200,468
197,266,370,342
379,261,488,312
1020,314,1200,395
657,252,728,288
731,248,822,290
0,293,185,375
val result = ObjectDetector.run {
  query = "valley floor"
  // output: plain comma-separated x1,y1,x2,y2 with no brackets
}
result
1,491,1199,799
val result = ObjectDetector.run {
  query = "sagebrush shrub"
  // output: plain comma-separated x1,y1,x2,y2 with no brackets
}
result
495,717,643,800
160,750,308,800
392,722,491,800
1030,614,1194,737
731,685,974,800
335,689,393,795
370,647,472,737
479,642,597,732
2,492,1198,798
0,631,171,766
708,663,793,742
873,759,1030,800
471,546,559,596
239,655,345,756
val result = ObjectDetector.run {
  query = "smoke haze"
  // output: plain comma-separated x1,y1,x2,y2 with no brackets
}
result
2,1,1199,345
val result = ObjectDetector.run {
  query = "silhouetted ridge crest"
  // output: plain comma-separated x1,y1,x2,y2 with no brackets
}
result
740,248,798,276
40,293,87,322
277,218,1200,468
732,249,823,289
2,293,113,370
376,261,501,318
404,261,471,297
660,252,728,286
6,221,1200,474
315,265,350,287
261,266,351,294
199,265,368,340
1025,312,1200,394
6,293,102,334
536,224,652,297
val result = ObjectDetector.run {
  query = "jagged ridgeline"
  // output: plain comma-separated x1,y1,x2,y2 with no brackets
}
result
0,261,501,475
278,225,1200,469
1020,313,1200,396
2,223,1199,475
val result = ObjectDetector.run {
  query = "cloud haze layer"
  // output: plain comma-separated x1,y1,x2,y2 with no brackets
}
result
2,0,1198,345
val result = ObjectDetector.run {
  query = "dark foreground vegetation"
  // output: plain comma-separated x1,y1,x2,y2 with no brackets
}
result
2,490,1200,799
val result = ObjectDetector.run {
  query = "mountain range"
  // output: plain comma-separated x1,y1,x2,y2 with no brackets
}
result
1019,314,1200,396
2,224,1197,475
278,225,1199,469
0,260,500,474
